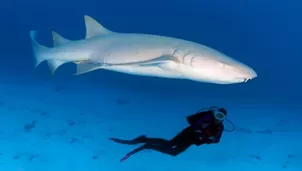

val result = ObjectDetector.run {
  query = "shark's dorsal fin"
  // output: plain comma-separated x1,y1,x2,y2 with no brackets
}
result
52,31,72,46
84,15,113,39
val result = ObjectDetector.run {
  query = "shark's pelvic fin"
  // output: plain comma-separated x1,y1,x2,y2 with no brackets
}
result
74,62,103,75
84,15,113,39
52,31,72,47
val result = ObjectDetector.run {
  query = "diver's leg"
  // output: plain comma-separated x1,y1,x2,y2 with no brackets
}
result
149,126,193,156
169,126,193,144
146,143,191,156
111,127,191,146
109,135,148,145
133,128,192,145
120,142,191,162
143,137,170,144
110,135,172,145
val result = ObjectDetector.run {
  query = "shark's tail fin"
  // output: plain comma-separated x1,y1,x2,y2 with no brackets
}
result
29,31,49,70
30,31,69,74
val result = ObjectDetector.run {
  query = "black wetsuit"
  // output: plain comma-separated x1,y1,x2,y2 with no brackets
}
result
110,110,224,162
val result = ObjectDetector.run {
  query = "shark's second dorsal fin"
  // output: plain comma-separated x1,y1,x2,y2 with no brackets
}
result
52,31,72,46
84,15,113,39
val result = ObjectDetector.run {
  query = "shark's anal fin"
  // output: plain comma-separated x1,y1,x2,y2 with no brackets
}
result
84,15,113,39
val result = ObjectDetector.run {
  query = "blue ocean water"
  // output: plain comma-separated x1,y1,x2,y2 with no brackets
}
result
0,0,301,170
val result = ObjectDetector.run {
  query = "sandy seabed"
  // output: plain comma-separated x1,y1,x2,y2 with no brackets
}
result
0,77,301,171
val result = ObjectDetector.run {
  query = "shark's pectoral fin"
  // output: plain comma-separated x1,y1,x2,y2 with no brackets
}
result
128,55,178,67
73,55,178,76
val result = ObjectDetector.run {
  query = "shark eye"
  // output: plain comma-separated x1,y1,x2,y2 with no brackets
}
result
219,61,229,67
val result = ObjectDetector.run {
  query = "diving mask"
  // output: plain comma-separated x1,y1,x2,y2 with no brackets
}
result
214,111,226,121
209,106,226,121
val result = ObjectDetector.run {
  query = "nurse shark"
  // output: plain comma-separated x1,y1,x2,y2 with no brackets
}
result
29,15,257,84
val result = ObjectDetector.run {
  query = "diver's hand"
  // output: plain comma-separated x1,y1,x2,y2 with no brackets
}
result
208,136,215,141
204,136,215,144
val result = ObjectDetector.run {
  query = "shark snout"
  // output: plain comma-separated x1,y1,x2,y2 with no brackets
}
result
239,67,257,81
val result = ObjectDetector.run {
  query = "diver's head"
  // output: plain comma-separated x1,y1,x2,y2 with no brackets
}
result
218,108,227,116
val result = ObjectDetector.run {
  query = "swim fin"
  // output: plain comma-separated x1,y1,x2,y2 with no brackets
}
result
120,151,136,162
109,135,147,145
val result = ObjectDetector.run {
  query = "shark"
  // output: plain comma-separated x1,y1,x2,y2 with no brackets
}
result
29,15,257,84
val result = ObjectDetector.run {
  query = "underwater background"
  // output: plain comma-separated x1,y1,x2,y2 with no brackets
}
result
0,0,301,170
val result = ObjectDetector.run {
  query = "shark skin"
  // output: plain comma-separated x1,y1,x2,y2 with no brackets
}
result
29,15,257,84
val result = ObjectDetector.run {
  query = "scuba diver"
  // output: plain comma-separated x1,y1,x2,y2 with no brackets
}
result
109,106,231,162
